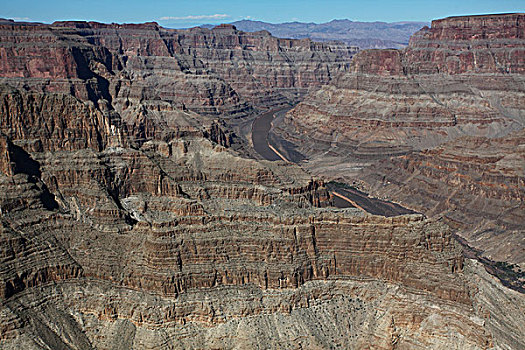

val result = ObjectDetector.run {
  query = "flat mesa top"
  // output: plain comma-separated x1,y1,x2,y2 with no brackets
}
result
429,12,525,31
442,12,524,19
434,12,525,23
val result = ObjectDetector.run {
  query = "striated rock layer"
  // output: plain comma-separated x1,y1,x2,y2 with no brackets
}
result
0,19,355,118
276,13,524,163
1,114,524,349
360,129,525,266
0,16,524,350
274,13,525,267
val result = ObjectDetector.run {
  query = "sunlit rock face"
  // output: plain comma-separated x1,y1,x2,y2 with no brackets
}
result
277,13,524,159
0,16,524,350
0,20,355,118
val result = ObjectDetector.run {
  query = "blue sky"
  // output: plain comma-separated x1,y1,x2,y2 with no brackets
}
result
2,0,523,27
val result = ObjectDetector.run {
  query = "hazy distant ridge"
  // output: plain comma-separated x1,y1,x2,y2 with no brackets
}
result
202,19,428,49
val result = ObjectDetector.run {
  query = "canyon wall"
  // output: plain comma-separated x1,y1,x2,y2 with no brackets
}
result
274,13,525,267
277,13,524,159
0,19,355,118
1,118,523,349
360,128,525,267
0,16,524,349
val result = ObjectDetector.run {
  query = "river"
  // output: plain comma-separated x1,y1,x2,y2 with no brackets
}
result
251,108,416,217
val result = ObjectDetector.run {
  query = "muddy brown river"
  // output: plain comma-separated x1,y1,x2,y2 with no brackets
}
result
251,107,289,161
251,108,416,216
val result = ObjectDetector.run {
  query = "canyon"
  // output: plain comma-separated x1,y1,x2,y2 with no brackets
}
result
0,13,524,350
274,13,525,269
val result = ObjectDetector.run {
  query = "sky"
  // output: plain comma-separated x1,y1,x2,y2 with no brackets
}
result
2,0,523,27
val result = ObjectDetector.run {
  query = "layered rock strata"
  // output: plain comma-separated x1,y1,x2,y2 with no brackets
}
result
0,19,355,118
1,119,524,349
0,16,524,350
360,129,525,267
273,13,525,267
275,13,524,166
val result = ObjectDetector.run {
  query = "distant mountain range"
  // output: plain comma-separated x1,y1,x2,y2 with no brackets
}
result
199,19,429,49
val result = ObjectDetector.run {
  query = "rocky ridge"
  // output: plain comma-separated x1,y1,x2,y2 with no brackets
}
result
276,13,525,160
273,13,525,268
1,110,524,348
0,16,524,350
0,19,355,117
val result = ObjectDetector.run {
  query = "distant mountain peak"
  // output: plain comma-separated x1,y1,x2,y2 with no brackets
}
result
328,19,353,23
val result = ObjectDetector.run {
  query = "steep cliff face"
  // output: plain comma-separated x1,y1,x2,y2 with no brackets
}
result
273,13,525,268
406,14,525,75
277,13,524,160
0,20,355,118
2,127,524,349
0,17,524,350
360,129,525,266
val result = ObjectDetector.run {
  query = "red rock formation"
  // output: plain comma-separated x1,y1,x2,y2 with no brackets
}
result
277,13,524,157
350,49,404,76
0,19,355,118
407,13,525,74
0,16,524,350
273,13,525,269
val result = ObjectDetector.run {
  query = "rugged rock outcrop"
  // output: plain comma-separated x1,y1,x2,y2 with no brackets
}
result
275,13,524,165
0,19,355,118
360,129,525,266
1,120,524,349
273,13,525,268
0,16,524,350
